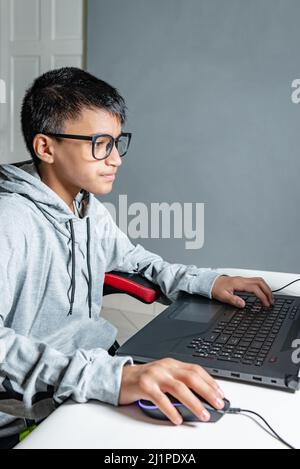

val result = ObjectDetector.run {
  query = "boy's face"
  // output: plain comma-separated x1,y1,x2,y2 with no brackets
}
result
36,108,123,196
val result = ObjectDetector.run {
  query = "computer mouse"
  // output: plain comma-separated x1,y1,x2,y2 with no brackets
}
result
137,394,231,423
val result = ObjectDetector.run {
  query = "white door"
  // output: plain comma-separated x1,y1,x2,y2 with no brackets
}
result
0,0,85,164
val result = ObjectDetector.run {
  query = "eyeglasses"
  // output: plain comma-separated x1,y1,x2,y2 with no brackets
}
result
43,132,132,161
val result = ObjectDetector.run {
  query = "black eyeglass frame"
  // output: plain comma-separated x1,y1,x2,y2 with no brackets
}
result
42,132,132,161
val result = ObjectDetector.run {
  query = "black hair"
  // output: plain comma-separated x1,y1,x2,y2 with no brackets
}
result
21,67,127,167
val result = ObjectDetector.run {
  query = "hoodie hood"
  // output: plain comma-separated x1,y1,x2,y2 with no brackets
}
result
0,160,90,234
0,160,94,318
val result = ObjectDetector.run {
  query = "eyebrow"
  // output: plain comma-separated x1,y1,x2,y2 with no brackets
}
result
90,132,123,138
45,132,125,141
91,132,123,138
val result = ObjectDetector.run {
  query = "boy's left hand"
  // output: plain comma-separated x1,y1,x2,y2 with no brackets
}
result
211,275,274,309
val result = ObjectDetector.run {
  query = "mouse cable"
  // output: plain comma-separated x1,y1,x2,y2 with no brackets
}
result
228,408,296,450
271,278,300,293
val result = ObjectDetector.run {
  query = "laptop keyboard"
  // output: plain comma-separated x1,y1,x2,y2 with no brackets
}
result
187,295,298,367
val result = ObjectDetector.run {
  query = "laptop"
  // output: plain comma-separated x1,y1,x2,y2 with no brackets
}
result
117,290,300,392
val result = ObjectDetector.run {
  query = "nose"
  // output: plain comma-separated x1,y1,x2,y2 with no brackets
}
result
105,144,122,168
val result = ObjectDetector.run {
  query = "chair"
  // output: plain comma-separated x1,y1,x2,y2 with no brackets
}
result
103,271,172,307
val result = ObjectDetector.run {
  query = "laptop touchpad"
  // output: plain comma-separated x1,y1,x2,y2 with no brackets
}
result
168,301,224,323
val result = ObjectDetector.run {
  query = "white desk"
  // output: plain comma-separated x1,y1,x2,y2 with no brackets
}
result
16,269,300,449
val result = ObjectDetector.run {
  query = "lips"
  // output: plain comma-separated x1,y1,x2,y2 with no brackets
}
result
100,173,116,181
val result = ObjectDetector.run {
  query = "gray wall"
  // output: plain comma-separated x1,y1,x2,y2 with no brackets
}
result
87,0,300,273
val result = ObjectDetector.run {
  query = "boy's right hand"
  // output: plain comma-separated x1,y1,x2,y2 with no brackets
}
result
118,358,225,425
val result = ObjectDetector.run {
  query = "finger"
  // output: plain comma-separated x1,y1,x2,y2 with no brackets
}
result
246,283,271,307
162,358,223,394
169,380,224,422
222,290,246,308
177,370,225,408
184,363,224,395
168,382,211,422
150,389,184,425
232,278,271,307
254,278,274,305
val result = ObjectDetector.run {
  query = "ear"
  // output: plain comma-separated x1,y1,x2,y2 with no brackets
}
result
33,134,55,164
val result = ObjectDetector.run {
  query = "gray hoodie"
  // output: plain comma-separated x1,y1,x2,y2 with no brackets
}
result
0,160,221,438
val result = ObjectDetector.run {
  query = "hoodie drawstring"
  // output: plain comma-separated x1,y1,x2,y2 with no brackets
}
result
68,217,92,319
67,220,76,317
86,217,93,319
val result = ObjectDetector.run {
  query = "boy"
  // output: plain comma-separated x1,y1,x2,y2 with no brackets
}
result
0,68,273,448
